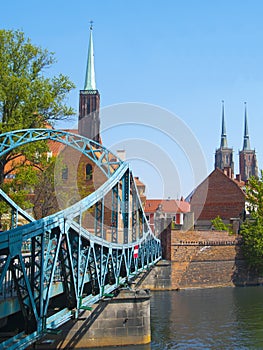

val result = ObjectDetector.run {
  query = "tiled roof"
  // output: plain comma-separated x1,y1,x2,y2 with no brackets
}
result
145,199,190,214
47,140,65,156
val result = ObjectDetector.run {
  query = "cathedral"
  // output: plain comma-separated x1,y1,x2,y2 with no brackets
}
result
189,101,258,230
215,100,258,181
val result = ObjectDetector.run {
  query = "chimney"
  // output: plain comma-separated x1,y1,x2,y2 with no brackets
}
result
236,174,241,182
116,149,126,161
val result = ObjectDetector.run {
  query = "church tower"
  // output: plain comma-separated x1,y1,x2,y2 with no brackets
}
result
239,102,258,181
78,23,100,143
215,101,234,177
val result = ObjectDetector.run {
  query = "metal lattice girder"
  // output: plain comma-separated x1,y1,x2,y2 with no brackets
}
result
30,235,45,321
139,209,144,238
10,253,39,333
110,248,122,281
107,253,115,285
111,184,119,243
95,199,104,238
58,233,77,309
42,229,63,317
131,177,138,242
88,244,100,295
122,170,130,244
78,245,91,299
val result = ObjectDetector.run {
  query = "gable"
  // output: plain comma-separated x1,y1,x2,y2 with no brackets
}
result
190,168,245,221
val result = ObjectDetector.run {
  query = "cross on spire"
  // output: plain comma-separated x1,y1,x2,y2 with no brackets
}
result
243,101,251,150
84,22,96,90
220,100,228,148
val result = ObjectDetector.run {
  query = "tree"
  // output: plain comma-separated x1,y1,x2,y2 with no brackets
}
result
240,170,263,272
0,29,75,213
31,157,60,219
211,215,233,233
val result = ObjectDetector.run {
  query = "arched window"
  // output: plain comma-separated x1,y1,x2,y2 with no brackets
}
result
62,166,68,180
86,164,93,181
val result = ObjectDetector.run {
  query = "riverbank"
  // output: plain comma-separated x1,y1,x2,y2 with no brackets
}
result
140,230,263,290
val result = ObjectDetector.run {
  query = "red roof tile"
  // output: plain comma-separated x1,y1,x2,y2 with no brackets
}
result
145,199,190,214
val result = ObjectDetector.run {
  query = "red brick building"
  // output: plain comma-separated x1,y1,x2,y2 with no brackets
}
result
188,168,245,229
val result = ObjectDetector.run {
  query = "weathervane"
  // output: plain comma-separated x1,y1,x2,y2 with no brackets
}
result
90,20,93,30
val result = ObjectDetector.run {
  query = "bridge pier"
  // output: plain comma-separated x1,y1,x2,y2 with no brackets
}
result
35,289,151,349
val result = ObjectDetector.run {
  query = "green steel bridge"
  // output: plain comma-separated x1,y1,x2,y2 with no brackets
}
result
0,129,161,349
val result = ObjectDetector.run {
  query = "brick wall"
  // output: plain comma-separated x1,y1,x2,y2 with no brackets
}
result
141,229,263,290
160,223,171,260
171,230,263,288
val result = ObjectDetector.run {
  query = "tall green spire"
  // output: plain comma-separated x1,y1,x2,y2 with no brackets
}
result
243,102,251,151
84,22,96,91
220,100,228,148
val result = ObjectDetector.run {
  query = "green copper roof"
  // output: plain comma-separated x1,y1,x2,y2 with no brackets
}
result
84,25,96,90
220,100,228,148
243,102,251,151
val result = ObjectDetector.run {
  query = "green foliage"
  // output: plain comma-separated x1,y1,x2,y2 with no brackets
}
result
241,170,263,271
241,217,263,272
0,29,76,215
0,165,37,215
211,215,232,233
0,29,76,131
244,170,263,218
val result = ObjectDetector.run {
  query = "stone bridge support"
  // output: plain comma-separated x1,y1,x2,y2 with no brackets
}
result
35,289,151,349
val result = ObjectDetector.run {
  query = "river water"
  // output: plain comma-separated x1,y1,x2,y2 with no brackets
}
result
89,286,263,350
150,287,263,349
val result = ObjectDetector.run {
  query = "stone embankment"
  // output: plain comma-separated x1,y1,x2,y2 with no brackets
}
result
140,230,263,290
34,289,151,349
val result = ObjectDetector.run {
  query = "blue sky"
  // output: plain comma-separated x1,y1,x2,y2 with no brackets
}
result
1,0,263,198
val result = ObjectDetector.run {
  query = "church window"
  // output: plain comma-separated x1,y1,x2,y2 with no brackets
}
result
62,166,68,180
86,164,93,181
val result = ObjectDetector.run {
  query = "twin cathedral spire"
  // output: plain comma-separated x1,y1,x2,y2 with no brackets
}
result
215,101,258,181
